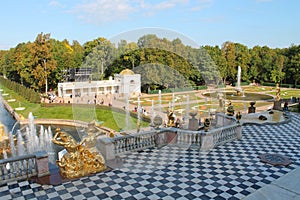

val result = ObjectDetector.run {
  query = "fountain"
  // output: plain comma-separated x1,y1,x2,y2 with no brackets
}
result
171,93,175,111
273,83,281,110
151,99,155,126
235,66,243,96
137,96,141,132
0,112,55,163
158,90,162,114
125,93,130,130
185,95,190,128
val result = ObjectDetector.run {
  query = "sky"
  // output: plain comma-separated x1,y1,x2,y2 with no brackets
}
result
0,0,299,50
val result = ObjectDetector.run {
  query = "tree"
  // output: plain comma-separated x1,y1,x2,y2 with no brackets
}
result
221,41,236,83
234,43,250,82
30,32,57,92
83,37,117,80
203,45,227,84
289,53,300,86
13,42,32,86
271,54,285,84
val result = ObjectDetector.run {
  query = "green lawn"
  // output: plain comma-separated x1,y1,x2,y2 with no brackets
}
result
131,92,200,106
1,86,148,131
266,89,300,99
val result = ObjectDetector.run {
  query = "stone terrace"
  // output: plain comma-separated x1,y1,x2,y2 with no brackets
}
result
1,113,300,200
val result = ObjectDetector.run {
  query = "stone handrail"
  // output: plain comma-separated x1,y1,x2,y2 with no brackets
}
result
200,124,242,150
176,129,202,145
112,131,156,155
99,123,242,160
0,151,50,185
213,124,241,146
0,154,37,185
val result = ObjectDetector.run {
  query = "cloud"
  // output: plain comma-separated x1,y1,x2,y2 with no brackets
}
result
190,0,214,11
69,0,139,25
68,0,212,25
48,0,65,8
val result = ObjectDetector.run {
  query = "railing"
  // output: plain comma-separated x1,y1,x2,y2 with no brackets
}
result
112,130,156,155
0,154,37,185
211,124,241,147
176,129,202,145
99,123,242,160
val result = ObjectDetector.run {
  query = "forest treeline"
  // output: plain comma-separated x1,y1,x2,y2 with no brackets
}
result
0,32,300,93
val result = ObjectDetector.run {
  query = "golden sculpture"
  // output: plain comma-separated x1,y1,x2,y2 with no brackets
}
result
52,128,106,179
235,111,242,123
167,111,176,127
0,123,10,156
227,102,235,116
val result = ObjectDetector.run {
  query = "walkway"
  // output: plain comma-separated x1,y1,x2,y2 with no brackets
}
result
1,113,300,199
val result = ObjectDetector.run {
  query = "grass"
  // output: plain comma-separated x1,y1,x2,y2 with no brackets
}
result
130,92,200,106
1,86,149,131
266,89,300,99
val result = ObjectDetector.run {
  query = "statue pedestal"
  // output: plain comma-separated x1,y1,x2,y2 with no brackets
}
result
35,151,50,177
188,117,199,131
273,101,281,110
248,106,256,113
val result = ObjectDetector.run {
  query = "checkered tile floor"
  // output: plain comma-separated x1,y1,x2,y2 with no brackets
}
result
1,113,300,200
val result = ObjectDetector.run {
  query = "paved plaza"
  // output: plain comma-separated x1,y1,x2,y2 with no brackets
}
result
1,113,300,200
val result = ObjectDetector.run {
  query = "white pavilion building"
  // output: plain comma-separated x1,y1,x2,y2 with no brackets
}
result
57,69,141,98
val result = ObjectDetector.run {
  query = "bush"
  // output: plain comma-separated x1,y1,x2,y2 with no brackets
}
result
280,83,293,88
195,85,208,90
262,82,276,87
0,76,40,103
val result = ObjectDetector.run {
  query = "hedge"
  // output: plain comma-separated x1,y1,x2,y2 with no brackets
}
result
262,82,294,88
0,76,40,103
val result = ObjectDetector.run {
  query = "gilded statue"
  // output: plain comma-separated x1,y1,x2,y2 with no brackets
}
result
167,111,175,127
0,123,10,156
227,102,235,116
52,128,106,179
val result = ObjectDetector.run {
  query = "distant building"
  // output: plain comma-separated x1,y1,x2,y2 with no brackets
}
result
57,69,141,98
61,68,92,82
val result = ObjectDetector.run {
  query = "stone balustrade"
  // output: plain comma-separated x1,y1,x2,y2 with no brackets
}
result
176,129,202,145
98,130,157,160
99,122,242,161
200,124,242,150
0,151,50,185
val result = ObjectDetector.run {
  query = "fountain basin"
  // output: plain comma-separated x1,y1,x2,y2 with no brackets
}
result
240,110,287,124
203,92,273,101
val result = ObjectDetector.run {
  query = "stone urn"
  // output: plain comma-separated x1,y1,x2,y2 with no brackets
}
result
189,110,198,118
153,115,163,129
248,101,256,113
188,110,198,131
